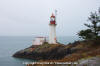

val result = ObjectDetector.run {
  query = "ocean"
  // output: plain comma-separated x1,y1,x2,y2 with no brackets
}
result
0,36,80,66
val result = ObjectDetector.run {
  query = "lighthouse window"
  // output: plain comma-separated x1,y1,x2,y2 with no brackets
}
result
51,18,55,21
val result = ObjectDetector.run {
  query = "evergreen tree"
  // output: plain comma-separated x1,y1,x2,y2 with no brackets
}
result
78,8,100,40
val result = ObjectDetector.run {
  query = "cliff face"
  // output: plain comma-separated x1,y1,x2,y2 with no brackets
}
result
13,42,71,60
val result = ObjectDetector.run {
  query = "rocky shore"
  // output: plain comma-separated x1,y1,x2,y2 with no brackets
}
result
13,40,100,63
13,42,73,60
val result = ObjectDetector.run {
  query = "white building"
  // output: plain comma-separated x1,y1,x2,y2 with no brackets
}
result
32,37,46,45
32,13,57,45
49,13,57,44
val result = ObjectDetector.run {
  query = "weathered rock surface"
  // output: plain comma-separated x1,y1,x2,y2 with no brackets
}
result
13,42,72,60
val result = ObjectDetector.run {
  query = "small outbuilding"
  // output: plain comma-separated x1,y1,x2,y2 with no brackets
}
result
32,37,46,45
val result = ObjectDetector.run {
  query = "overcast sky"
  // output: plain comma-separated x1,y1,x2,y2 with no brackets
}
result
0,0,100,36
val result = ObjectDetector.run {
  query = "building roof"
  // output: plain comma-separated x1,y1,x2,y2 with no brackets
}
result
50,13,55,18
35,37,46,38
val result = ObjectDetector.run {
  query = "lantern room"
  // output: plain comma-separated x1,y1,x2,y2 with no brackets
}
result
50,13,56,25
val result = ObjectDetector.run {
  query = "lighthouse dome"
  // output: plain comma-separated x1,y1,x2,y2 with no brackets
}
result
50,13,56,25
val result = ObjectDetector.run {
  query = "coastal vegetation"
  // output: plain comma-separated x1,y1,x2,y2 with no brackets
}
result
78,8,100,40
25,39,100,66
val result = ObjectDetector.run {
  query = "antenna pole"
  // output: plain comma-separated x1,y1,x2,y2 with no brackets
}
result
55,10,57,24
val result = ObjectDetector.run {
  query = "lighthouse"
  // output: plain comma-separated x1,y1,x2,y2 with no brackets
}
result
49,13,57,44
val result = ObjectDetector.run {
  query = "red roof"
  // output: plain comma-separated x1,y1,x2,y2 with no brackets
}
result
51,13,55,18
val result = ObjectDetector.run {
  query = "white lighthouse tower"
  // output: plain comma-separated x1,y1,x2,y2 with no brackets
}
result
49,13,57,44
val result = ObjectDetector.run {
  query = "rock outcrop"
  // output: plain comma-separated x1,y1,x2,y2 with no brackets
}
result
13,42,72,60
13,40,100,62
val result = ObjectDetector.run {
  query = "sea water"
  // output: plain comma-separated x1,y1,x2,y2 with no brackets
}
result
0,36,79,66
